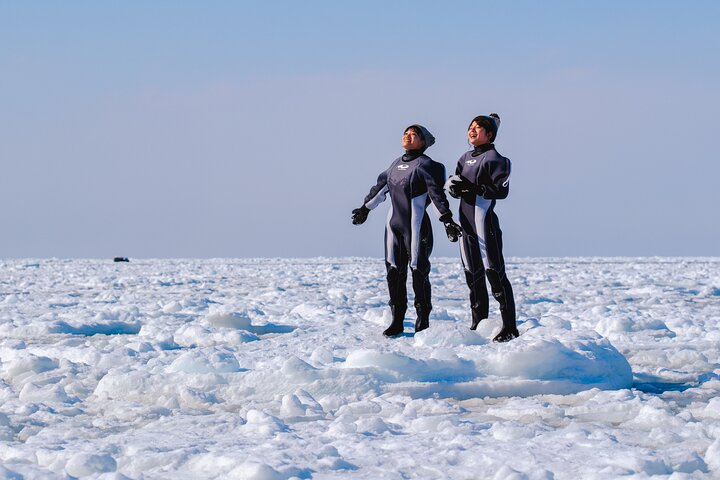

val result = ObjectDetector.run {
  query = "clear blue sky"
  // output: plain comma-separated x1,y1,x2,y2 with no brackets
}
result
2,1,718,258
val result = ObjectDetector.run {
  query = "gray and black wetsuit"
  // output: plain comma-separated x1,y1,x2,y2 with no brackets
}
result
455,144,516,328
362,150,453,314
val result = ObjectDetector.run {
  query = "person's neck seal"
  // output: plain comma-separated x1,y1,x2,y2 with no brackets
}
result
402,149,424,161
471,143,495,157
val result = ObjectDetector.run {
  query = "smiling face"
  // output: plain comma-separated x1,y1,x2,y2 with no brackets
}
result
468,121,493,147
402,127,425,151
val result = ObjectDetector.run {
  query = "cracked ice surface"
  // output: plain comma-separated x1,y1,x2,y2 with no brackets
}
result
0,257,719,479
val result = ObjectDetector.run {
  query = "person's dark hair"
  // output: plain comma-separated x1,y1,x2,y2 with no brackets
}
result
468,113,501,142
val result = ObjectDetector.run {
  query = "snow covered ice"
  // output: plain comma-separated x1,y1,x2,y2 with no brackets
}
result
1,257,719,479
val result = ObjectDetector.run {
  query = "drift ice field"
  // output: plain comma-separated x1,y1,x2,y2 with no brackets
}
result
1,257,719,479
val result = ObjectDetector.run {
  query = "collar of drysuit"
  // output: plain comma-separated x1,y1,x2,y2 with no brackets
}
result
471,143,495,157
402,149,425,161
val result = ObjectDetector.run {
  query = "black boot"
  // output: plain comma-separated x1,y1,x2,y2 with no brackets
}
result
410,267,431,333
384,266,407,337
486,268,518,342
465,269,488,330
493,326,519,342
383,304,406,337
493,294,519,341
414,305,430,333
470,307,486,330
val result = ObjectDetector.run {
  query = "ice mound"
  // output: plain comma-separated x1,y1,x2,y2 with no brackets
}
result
65,453,117,477
362,307,391,326
227,461,284,480
174,323,260,347
3,354,58,382
171,309,294,348
42,307,143,336
93,367,223,408
482,333,632,388
167,350,241,374
342,318,633,400
595,314,675,339
206,311,254,330
343,349,476,383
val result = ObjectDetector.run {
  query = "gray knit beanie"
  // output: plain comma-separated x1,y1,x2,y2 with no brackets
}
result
406,124,436,150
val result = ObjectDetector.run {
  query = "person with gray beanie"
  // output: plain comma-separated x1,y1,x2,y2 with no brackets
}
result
352,125,462,337
446,114,519,342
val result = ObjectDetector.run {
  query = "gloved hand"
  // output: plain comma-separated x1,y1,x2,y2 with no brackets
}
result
444,220,462,242
351,205,370,225
446,175,483,199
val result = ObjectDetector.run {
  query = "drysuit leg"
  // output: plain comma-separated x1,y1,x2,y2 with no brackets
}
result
483,211,518,341
460,231,489,329
383,227,408,336
485,268,516,329
410,218,433,332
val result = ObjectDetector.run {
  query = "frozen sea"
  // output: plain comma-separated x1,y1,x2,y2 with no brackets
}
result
1,257,719,479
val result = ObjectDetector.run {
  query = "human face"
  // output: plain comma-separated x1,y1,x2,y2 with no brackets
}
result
402,128,424,150
468,121,492,146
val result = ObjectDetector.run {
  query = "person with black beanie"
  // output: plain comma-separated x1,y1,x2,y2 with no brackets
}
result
446,114,519,342
352,125,462,337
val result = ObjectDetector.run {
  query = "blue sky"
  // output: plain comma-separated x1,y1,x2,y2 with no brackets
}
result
1,1,718,258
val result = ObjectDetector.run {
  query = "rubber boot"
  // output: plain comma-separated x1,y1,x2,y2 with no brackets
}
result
414,305,430,333
384,266,407,337
465,269,488,330
383,304,406,337
493,291,518,341
486,269,518,342
492,325,519,342
470,307,486,330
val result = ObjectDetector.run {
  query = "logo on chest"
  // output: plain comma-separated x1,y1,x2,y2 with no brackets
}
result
397,164,410,170
465,159,477,165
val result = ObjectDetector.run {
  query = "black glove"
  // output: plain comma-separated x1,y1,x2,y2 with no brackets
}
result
351,205,370,225
444,220,462,242
446,175,484,199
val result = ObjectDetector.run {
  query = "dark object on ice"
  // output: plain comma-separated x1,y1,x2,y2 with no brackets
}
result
113,257,130,262
414,305,429,333
470,308,484,330
493,326,519,343
383,304,406,337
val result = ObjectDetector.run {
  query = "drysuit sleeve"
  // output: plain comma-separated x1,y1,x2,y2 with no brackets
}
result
455,159,463,176
479,156,511,200
419,160,453,220
362,170,389,210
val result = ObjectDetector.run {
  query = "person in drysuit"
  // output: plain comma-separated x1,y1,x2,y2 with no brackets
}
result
446,114,519,342
352,125,462,337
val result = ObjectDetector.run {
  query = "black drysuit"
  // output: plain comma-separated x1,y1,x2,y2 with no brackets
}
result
362,151,452,316
454,144,516,329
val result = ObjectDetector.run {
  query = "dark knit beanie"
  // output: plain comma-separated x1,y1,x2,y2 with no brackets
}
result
469,113,501,142
406,124,436,150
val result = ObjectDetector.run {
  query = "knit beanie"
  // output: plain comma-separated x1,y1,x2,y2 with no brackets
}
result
406,124,436,150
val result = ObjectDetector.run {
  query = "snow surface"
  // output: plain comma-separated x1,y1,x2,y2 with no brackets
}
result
0,257,719,479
